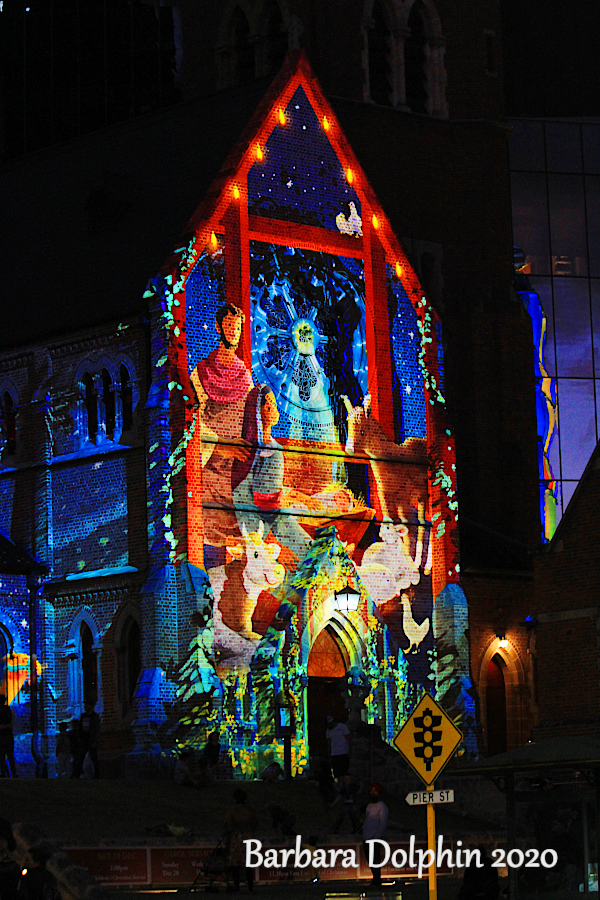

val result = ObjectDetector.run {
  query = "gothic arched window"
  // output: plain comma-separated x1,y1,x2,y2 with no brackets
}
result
102,368,115,441
368,1,393,106
405,0,428,114
261,0,287,77
232,8,255,84
81,621,98,704
486,654,508,755
82,373,98,443
120,364,133,433
0,628,9,701
1,392,17,456
120,617,141,713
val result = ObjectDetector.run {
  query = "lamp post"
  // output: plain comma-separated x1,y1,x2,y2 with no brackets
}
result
334,583,360,615
274,692,294,779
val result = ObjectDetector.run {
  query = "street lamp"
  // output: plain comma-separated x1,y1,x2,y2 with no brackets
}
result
334,583,360,615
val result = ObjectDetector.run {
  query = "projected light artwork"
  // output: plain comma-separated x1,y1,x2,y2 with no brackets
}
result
149,57,476,775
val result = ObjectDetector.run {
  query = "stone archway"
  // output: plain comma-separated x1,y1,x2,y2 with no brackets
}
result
303,605,366,761
479,637,528,753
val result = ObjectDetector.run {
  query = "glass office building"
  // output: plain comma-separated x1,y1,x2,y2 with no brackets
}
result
510,118,600,532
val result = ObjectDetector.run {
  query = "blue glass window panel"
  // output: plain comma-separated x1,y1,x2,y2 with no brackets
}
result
556,378,597,480
509,120,545,171
387,270,426,440
583,125,600,174
186,247,227,374
553,278,592,376
545,122,582,173
597,381,600,449
247,86,361,231
529,277,555,376
585,176,600,277
561,480,578,513
548,174,588,276
511,172,551,274
592,280,600,371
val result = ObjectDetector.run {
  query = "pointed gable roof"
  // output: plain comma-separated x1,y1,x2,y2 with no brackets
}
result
161,50,428,315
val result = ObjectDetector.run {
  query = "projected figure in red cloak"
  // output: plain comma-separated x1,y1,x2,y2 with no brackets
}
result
190,304,253,569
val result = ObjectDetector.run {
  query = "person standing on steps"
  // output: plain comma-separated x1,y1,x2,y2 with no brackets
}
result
362,782,389,888
326,714,351,779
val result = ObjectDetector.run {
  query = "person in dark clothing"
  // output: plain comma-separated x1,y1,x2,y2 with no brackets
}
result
0,694,18,778
72,701,101,778
461,846,499,900
0,818,19,900
316,757,336,806
17,846,57,900
202,731,220,779
224,789,257,893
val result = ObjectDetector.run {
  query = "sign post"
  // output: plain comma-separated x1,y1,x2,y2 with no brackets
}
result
393,694,463,900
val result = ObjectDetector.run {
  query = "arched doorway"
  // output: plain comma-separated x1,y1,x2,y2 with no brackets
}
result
306,625,348,759
485,654,507,755
81,621,98,704
0,627,9,700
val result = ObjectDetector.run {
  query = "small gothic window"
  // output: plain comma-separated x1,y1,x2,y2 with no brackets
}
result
120,364,133,432
102,369,115,441
262,0,287,76
232,8,255,84
121,617,141,709
81,621,98,703
405,0,428,114
82,373,98,443
485,32,496,75
2,392,16,456
368,1,393,106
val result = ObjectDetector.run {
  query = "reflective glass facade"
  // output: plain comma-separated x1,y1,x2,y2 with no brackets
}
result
510,119,600,527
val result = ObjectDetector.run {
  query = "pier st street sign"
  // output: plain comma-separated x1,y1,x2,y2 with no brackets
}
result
406,789,455,806
393,693,462,786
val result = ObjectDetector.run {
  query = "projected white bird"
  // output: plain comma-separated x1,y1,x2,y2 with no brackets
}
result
400,594,430,653
336,201,363,237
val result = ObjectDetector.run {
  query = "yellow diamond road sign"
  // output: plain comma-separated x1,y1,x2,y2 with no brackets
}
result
393,693,462,786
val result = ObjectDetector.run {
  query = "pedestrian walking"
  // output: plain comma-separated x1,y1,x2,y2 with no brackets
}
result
460,846,499,900
362,782,388,887
223,789,257,893
0,818,19,900
72,700,101,778
55,722,70,777
331,774,361,834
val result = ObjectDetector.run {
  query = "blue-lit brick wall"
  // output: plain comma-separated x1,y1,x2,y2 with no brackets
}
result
51,459,129,577
387,268,426,440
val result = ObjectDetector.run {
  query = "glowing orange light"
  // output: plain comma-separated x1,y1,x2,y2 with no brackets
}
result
323,116,330,132
210,231,218,249
233,184,240,200
256,144,264,161
372,214,379,229
395,262,403,278
278,108,286,126
346,168,354,184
